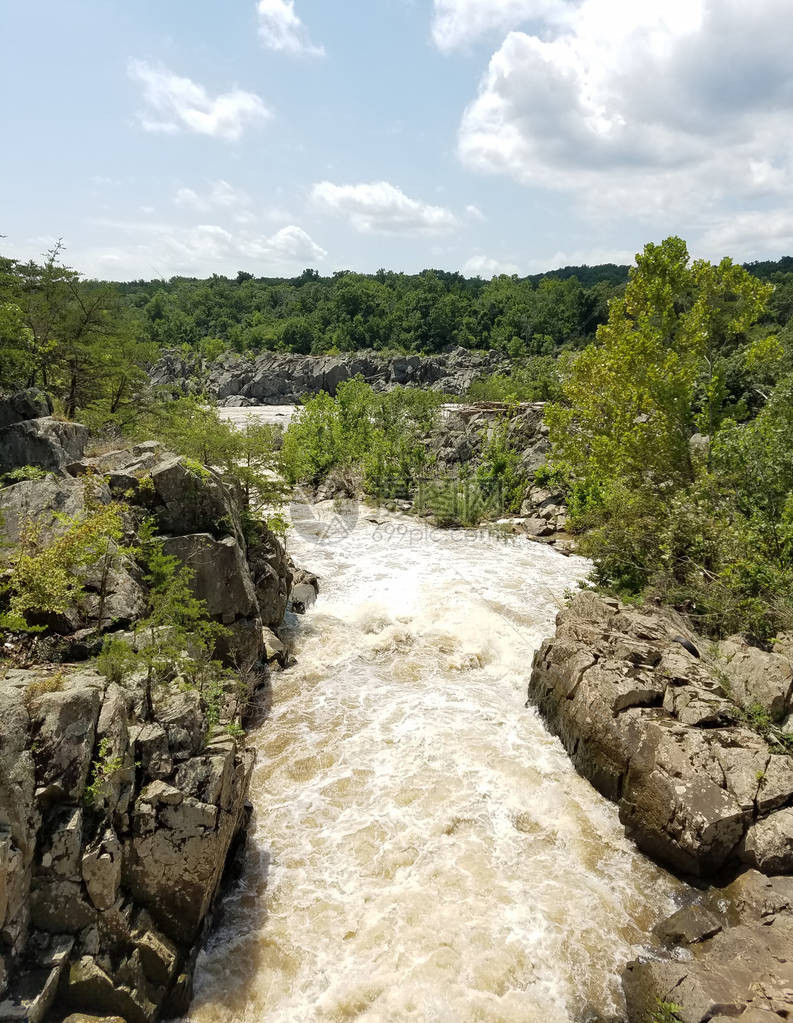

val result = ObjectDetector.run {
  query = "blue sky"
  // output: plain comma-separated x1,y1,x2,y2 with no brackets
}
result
2,0,793,280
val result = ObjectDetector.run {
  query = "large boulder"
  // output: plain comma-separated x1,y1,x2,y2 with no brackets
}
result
161,534,258,623
0,389,53,429
715,635,793,721
0,418,88,475
528,592,793,878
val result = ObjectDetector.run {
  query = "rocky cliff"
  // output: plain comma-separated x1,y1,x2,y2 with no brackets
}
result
527,591,793,1020
0,392,297,1022
150,347,510,405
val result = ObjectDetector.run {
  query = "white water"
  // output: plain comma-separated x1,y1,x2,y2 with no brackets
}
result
188,504,684,1023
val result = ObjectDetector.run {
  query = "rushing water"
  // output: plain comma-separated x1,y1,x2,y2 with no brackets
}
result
187,502,684,1023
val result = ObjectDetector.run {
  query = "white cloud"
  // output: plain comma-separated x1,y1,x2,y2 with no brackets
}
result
699,211,793,261
81,219,326,278
257,0,325,56
457,0,793,233
465,204,486,221
128,60,270,140
463,254,519,277
432,0,564,52
311,181,458,235
174,180,250,212
525,246,636,273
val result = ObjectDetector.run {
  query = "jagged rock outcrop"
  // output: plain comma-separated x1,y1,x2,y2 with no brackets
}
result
0,389,53,429
0,417,89,477
528,592,793,879
623,870,793,1021
150,347,510,404
0,438,293,669
0,665,253,1023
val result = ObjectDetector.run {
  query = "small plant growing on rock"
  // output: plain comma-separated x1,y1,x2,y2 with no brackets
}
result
84,737,124,807
22,669,66,711
1,465,51,487
649,1001,684,1023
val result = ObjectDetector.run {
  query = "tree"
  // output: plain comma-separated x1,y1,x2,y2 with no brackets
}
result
546,237,771,493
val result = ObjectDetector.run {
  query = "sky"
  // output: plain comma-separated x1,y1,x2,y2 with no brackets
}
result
2,0,793,281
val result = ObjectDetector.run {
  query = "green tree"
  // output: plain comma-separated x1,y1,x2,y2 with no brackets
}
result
546,237,771,494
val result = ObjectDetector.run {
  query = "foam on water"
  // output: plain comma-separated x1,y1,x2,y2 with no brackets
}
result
187,505,685,1023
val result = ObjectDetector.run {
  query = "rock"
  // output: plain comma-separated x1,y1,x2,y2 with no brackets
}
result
145,457,243,542
29,676,102,803
0,934,73,1023
716,636,793,721
151,347,512,404
0,389,53,429
37,806,83,878
61,955,156,1023
741,806,793,874
161,534,258,624
624,872,793,1023
124,744,254,942
289,582,317,614
0,477,109,560
128,723,172,780
689,432,711,463
62,1015,127,1023
81,830,123,912
247,522,293,628
0,418,88,475
653,904,722,946
262,627,287,667
528,593,793,878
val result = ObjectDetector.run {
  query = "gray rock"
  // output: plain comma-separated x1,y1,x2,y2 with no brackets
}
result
81,829,123,912
290,582,317,614
247,522,292,628
0,389,53,429
146,457,243,542
716,635,793,721
0,418,88,475
624,872,793,1023
528,593,793,878
162,533,258,623
0,477,109,560
741,806,793,874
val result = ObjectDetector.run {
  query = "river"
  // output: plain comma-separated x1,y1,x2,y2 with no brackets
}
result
186,494,684,1022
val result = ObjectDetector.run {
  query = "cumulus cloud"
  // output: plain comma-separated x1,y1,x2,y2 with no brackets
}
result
83,219,326,278
128,60,270,140
174,180,250,212
457,0,793,227
310,181,458,235
463,254,519,277
432,0,565,52
257,0,325,56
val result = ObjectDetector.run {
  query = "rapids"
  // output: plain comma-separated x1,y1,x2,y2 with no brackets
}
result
187,502,685,1023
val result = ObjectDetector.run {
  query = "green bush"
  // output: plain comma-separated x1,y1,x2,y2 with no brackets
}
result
280,377,441,498
466,357,562,403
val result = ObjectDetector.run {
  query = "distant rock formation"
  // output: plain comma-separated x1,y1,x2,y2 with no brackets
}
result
149,347,510,404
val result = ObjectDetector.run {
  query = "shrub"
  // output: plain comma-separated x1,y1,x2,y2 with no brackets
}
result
280,378,441,498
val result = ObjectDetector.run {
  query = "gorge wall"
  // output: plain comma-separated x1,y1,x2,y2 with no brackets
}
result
0,393,297,1022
